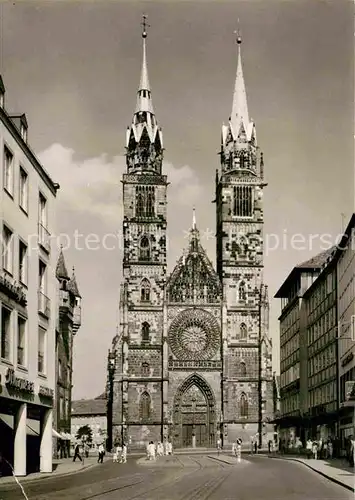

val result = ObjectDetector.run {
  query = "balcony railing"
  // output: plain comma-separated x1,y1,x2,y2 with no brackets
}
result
38,223,51,252
38,290,51,317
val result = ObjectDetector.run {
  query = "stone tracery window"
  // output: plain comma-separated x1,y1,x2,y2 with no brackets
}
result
238,282,246,301
240,361,246,376
135,186,155,218
141,362,150,377
240,323,247,339
240,393,248,418
139,391,151,420
141,278,151,302
141,322,150,343
233,186,253,217
139,236,151,261
136,191,144,217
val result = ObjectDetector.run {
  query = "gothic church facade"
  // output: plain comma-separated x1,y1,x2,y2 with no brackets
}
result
110,27,273,449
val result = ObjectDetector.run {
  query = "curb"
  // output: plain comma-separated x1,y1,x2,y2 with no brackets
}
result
0,462,99,487
263,455,354,493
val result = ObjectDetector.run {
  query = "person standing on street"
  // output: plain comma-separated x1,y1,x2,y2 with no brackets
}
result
120,443,127,463
98,443,105,463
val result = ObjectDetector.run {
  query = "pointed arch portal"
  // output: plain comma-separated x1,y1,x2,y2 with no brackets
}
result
172,374,216,448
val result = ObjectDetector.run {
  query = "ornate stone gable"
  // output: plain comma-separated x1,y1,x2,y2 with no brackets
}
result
167,239,221,305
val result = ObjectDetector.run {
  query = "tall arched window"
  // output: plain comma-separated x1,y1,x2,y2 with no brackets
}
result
240,393,248,418
139,392,151,420
240,323,247,339
141,362,150,377
146,188,155,217
142,322,150,343
140,278,151,302
238,282,246,301
240,361,246,376
139,236,151,261
136,192,144,217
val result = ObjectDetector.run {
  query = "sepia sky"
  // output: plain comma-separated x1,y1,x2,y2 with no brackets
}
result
1,0,353,399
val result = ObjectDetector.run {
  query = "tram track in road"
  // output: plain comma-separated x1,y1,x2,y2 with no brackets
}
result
117,456,231,500
80,456,202,500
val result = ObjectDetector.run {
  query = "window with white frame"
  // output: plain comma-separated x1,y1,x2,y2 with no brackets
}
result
17,315,26,366
2,225,13,274
19,240,28,285
38,327,46,374
19,167,28,212
1,305,12,361
3,146,13,195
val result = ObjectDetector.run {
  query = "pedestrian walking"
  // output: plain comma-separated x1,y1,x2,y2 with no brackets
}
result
113,444,121,463
157,442,164,457
216,437,222,455
98,443,105,463
327,439,333,459
120,443,127,463
166,440,173,455
73,444,82,462
306,439,312,459
312,440,318,459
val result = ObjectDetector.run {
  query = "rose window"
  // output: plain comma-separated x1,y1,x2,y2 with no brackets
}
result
168,308,220,360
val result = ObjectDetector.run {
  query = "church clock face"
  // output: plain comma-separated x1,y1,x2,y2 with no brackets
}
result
168,308,220,360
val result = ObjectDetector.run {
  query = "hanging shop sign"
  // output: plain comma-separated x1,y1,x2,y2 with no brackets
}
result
39,385,54,398
5,368,34,393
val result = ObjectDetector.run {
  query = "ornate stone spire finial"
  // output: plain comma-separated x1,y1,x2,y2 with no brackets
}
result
141,13,150,39
234,18,242,45
231,21,249,133
138,14,151,96
192,207,196,230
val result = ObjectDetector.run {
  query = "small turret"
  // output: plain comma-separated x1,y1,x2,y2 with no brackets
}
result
68,267,82,335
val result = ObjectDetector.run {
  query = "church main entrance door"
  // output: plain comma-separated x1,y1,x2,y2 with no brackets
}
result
182,424,207,447
173,375,216,448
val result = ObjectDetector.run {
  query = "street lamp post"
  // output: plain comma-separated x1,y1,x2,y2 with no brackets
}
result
255,285,263,449
107,350,116,451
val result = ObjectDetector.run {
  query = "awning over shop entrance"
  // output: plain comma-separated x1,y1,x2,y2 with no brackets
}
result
52,429,63,439
0,413,40,436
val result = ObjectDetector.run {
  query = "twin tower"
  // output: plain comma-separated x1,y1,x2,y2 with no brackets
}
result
109,22,273,449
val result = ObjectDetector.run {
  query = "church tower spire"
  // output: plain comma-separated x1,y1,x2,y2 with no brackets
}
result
220,30,260,176
230,33,249,137
215,28,272,446
126,15,164,175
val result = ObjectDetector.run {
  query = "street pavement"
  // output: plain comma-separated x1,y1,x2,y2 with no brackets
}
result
0,453,352,500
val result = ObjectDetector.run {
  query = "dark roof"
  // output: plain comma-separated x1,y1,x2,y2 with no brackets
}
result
68,268,81,298
296,246,336,269
275,246,336,298
71,398,106,416
56,249,70,280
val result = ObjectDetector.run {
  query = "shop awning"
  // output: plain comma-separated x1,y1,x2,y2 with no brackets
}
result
0,414,40,436
60,433,72,440
52,429,63,439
